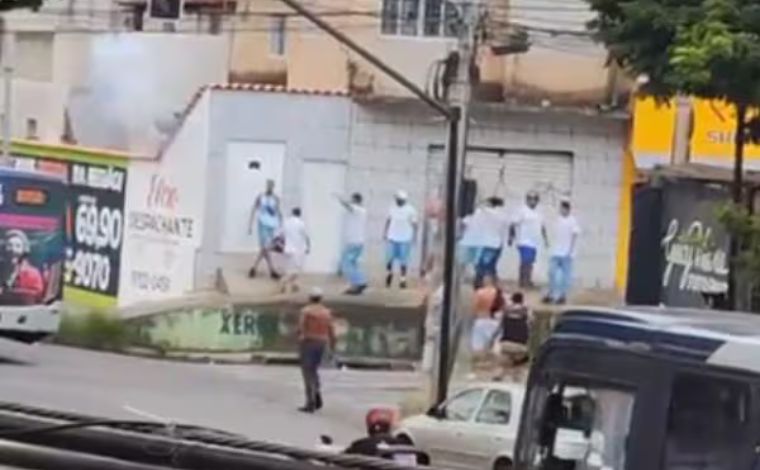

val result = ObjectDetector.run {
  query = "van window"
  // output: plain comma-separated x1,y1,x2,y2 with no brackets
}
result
664,374,750,469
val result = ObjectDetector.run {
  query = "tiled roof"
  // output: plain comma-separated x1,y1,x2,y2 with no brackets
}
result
206,82,348,97
156,83,347,159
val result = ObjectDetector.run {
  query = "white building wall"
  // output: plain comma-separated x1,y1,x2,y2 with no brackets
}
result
195,90,353,288
189,89,625,291
348,102,626,288
118,92,210,307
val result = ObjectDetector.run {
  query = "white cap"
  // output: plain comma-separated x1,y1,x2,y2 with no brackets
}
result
309,287,324,298
395,190,408,200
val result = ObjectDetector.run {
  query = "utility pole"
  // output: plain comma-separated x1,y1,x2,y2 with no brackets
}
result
434,0,482,405
0,16,12,164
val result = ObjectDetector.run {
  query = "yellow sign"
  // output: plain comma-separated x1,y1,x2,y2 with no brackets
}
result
632,97,760,161
690,100,760,159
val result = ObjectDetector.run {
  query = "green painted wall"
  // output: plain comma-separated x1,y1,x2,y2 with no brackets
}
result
128,301,426,360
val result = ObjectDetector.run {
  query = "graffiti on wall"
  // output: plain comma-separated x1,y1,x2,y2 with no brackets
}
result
128,303,425,360
661,219,729,295
659,180,730,307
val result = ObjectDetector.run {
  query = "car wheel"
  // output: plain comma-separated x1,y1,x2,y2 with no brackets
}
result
493,457,513,470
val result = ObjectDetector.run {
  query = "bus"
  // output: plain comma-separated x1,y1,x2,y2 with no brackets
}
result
0,167,66,343
514,306,760,470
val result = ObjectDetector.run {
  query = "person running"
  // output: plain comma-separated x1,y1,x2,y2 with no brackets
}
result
474,197,508,288
297,287,335,413
509,191,548,288
384,190,418,289
545,199,581,304
280,207,310,294
337,193,368,295
248,179,282,279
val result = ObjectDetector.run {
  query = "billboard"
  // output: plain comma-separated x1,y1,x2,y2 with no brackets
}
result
13,153,128,308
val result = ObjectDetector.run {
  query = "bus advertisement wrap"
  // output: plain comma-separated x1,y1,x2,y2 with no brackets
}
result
0,181,65,307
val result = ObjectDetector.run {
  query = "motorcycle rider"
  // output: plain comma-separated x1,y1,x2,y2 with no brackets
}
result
345,409,429,465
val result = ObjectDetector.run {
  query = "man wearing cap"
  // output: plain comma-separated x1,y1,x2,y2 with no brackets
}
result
384,190,418,289
297,287,336,413
509,191,548,288
544,199,581,304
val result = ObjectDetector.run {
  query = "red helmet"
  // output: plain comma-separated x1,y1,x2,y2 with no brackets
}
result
365,407,396,435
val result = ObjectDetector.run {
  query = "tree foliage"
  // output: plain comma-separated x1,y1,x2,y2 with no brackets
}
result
0,0,41,12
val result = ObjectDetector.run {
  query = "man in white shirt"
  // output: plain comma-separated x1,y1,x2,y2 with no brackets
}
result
338,192,368,295
474,197,508,287
545,199,581,304
509,191,548,288
279,207,310,294
384,190,418,289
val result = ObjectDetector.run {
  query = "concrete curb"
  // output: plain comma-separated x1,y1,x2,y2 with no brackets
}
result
119,346,417,370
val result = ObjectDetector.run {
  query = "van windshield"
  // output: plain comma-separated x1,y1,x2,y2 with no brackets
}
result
519,379,635,470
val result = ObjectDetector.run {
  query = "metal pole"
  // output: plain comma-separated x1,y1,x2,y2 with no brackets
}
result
277,0,451,119
1,19,11,162
436,107,460,405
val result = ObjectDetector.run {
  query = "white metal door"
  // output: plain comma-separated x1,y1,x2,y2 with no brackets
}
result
300,160,346,273
221,141,285,253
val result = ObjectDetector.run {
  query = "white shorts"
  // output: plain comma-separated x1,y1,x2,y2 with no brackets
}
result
286,253,305,274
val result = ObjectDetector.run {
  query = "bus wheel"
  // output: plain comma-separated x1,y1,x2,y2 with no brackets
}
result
493,457,513,470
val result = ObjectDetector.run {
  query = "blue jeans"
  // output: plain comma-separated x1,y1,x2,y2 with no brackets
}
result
341,243,367,287
386,241,412,267
299,339,326,408
548,255,573,301
475,246,501,287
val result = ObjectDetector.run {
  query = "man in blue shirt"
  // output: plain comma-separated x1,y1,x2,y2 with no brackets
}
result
248,179,282,279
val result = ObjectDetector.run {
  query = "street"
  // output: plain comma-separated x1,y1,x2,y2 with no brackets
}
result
0,343,424,449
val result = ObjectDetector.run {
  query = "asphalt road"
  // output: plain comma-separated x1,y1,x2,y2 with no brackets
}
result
0,341,424,449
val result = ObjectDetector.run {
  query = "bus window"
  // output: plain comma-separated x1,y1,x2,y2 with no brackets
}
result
522,381,634,470
663,374,751,470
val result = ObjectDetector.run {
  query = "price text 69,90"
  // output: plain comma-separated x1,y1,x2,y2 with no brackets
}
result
75,203,123,250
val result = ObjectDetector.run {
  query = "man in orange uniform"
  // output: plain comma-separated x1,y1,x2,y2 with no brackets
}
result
298,287,336,413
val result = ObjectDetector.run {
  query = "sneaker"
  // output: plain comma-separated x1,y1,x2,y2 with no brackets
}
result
270,271,281,280
315,393,323,410
248,267,257,279
298,405,315,414
542,296,554,304
385,273,393,288
400,279,408,289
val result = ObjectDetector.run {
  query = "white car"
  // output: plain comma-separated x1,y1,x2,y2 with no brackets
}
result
394,382,525,470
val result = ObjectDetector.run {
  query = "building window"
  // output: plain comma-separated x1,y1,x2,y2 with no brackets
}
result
382,0,458,37
14,32,54,82
269,15,286,56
